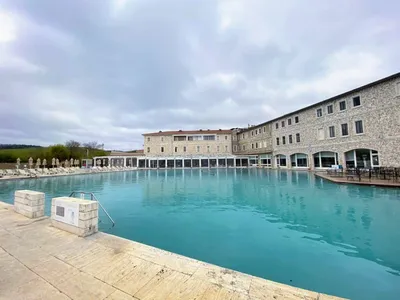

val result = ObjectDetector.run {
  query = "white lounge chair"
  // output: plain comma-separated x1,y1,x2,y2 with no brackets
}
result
17,169,31,177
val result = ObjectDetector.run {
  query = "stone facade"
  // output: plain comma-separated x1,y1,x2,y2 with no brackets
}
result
143,130,233,157
140,73,400,169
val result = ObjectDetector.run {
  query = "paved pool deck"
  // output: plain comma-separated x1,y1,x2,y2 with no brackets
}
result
0,201,344,300
315,172,400,188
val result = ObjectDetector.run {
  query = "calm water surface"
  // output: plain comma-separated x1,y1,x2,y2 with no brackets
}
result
1,169,399,299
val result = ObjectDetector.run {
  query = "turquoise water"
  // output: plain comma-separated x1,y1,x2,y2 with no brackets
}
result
1,169,399,299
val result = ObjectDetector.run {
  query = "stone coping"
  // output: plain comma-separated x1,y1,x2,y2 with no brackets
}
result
315,172,400,188
0,201,345,300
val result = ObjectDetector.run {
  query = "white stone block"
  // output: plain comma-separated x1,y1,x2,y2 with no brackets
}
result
14,190,45,219
51,197,99,237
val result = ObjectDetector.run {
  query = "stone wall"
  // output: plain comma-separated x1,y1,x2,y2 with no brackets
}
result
233,124,273,156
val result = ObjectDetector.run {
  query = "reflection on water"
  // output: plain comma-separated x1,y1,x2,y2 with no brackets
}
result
1,169,400,299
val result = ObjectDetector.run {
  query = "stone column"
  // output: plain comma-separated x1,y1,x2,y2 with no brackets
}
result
14,190,45,219
51,197,98,237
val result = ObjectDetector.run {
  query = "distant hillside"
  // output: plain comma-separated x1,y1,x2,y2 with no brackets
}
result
0,144,42,149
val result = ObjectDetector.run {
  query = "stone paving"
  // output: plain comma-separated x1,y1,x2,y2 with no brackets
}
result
0,202,345,300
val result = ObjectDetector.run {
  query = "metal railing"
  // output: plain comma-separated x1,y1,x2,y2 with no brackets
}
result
69,191,115,227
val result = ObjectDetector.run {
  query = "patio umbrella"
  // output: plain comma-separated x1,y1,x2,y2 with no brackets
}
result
36,158,41,169
75,159,79,167
52,158,56,167
28,157,33,169
65,159,69,167
70,158,74,166
43,159,47,168
56,158,60,167
16,158,21,169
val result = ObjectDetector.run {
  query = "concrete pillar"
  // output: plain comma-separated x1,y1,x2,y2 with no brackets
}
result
14,190,45,219
51,197,98,237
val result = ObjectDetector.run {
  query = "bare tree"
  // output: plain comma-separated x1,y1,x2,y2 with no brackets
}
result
83,141,100,149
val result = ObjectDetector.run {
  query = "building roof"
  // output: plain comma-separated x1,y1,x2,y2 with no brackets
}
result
239,72,400,133
109,150,144,156
143,129,233,136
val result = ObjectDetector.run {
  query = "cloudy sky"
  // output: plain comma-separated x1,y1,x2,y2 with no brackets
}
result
0,0,399,150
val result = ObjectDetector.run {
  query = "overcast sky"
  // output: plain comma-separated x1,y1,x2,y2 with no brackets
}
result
0,0,399,150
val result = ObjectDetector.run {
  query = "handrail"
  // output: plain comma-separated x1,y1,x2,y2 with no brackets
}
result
69,191,115,227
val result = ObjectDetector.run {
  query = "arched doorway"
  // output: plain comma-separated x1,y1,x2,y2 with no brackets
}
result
313,151,338,168
290,153,308,168
345,149,379,168
275,154,287,167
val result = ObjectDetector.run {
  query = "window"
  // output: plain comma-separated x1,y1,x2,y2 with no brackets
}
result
242,145,245,151
353,96,361,107
355,120,364,134
207,145,210,152
289,135,293,144
225,145,228,151
197,146,200,152
263,141,267,147
339,101,346,111
252,143,254,149
217,146,220,152
188,136,202,141
233,145,237,152
341,123,349,136
161,147,164,153
288,118,292,125
203,135,215,141
161,137,164,142
225,135,228,140
255,142,258,149
147,147,150,153
217,135,220,141
318,128,324,140
316,108,322,117
397,82,400,96
296,133,300,143
258,128,261,134
183,146,186,152
295,116,299,123
147,137,150,142
276,137,280,145
242,133,245,139
174,147,178,152
281,121,285,127
329,126,335,138
276,123,279,129
263,126,266,133
252,131,254,136
174,136,186,141
327,105,333,114
282,136,286,145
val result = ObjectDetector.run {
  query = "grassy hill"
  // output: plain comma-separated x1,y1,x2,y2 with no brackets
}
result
0,147,109,163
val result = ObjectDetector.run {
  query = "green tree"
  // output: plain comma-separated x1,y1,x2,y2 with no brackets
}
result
48,144,70,161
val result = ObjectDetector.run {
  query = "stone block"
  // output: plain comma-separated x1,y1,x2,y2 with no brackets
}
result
51,197,99,237
14,190,45,219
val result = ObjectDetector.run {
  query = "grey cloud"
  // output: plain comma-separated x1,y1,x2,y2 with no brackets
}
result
0,0,399,150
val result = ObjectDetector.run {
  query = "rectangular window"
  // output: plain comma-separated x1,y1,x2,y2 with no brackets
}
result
225,135,228,140
263,126,266,132
276,123,279,129
282,136,286,145
174,147,178,152
339,101,346,111
252,131,254,136
397,82,400,96
295,116,299,123
183,146,186,152
203,135,215,141
217,146,220,152
207,146,210,152
281,121,285,127
318,128,324,140
296,133,300,143
288,118,292,125
316,108,322,117
147,137,150,142
258,128,261,134
289,135,293,144
161,147,164,153
161,137,164,142
233,145,237,152
174,136,186,141
197,146,200,152
276,137,280,146
341,123,349,136
355,120,364,134
217,135,220,141
329,126,335,138
147,147,150,153
242,145,245,151
255,142,258,149
242,133,245,139
225,145,228,151
327,104,333,114
188,136,202,141
252,143,254,149
353,96,361,107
